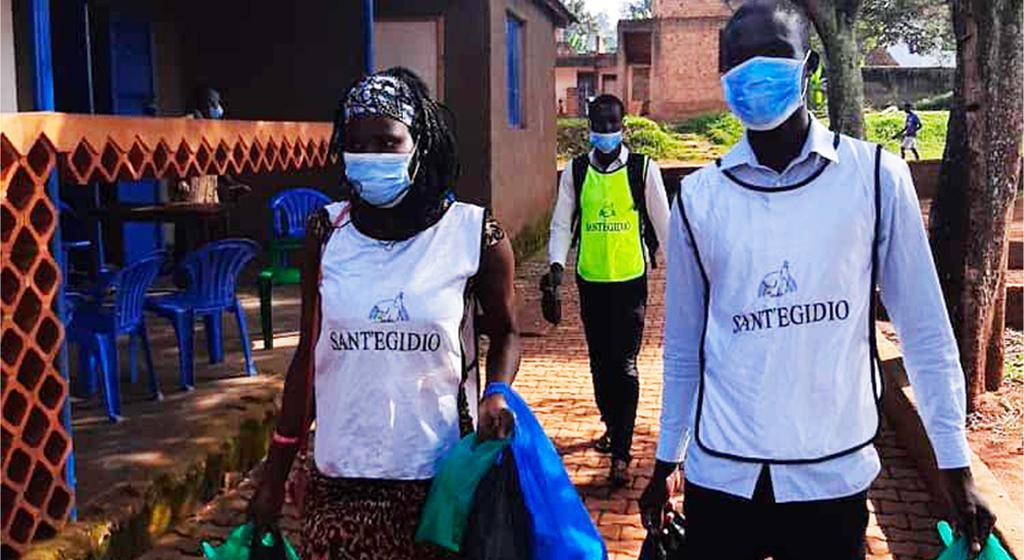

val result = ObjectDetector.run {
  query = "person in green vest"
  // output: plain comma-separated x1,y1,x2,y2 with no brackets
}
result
541,94,670,486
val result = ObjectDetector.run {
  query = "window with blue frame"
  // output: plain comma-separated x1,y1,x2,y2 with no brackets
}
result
505,13,524,128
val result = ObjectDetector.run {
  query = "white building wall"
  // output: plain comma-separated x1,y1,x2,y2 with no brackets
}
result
555,66,576,114
1,0,18,112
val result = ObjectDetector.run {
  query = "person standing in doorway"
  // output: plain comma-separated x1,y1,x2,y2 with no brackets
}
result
895,102,922,160
178,87,251,204
170,87,251,264
542,94,670,486
639,2,994,557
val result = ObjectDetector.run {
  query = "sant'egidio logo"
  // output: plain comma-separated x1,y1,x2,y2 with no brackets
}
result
329,291,442,352
586,199,631,233
732,261,851,334
758,261,797,298
368,292,410,323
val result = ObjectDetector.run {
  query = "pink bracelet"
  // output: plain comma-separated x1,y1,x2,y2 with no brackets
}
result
272,432,300,446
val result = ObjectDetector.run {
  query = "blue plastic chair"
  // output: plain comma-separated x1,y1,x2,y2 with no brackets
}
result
258,188,331,349
145,239,260,389
57,200,96,286
68,251,166,422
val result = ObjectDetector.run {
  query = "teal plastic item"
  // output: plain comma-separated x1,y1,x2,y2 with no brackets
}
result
201,523,300,560
935,521,1012,560
416,434,510,552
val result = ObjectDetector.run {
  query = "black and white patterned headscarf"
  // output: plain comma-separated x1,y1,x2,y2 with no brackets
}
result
343,75,417,129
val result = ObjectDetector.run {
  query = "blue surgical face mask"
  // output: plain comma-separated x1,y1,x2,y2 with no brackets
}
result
721,53,809,131
590,130,623,154
208,104,224,119
343,150,417,207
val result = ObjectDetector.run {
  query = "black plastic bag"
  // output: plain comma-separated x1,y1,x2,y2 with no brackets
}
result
638,511,686,560
248,525,293,560
462,452,531,560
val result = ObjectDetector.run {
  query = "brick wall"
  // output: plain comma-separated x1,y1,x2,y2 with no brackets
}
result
653,0,732,18
862,66,954,109
566,87,579,116
651,15,729,121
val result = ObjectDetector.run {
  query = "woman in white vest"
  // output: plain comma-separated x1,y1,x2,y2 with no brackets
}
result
247,68,520,560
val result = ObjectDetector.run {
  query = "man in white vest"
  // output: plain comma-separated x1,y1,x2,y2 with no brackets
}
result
639,1,995,557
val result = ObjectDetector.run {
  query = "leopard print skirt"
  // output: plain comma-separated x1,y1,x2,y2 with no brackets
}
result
300,469,455,560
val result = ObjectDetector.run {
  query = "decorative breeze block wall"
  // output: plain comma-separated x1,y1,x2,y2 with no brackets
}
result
0,113,332,557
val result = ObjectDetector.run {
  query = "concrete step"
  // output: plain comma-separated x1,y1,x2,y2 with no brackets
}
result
876,330,1023,556
25,375,284,560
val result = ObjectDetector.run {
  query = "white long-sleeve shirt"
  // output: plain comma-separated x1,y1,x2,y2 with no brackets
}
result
657,118,971,502
548,146,671,267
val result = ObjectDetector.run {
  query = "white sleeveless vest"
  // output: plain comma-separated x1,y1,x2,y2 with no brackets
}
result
678,134,883,464
313,201,485,479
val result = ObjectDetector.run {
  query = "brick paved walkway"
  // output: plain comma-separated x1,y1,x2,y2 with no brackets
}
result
140,253,949,560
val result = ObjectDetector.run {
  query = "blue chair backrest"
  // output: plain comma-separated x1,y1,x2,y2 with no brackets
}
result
179,239,260,307
269,188,331,240
58,200,81,239
114,251,166,332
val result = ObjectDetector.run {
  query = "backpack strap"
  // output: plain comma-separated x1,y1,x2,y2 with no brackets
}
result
627,152,660,268
570,154,590,249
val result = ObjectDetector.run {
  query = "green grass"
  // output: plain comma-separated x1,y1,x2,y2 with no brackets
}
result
557,110,950,162
557,116,725,162
916,91,954,111
1005,329,1024,383
670,111,744,147
556,118,590,161
863,110,949,160
511,209,552,263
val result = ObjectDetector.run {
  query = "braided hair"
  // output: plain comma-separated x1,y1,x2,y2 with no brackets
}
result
330,67,459,215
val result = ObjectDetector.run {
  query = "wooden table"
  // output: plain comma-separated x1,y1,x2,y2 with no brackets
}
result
90,202,233,264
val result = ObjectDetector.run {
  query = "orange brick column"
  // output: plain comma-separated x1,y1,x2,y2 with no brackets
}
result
0,113,332,556
1,133,72,557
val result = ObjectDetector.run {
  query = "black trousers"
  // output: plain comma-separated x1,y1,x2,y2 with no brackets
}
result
684,467,869,559
576,274,647,461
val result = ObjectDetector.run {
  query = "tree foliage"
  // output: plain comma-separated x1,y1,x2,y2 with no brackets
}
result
859,0,954,57
622,0,653,19
793,0,867,137
564,0,616,53
564,0,599,53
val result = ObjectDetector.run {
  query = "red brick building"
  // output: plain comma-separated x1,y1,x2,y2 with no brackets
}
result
557,0,734,120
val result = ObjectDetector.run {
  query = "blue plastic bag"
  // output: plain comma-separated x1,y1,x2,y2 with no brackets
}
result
935,521,1012,560
484,382,607,560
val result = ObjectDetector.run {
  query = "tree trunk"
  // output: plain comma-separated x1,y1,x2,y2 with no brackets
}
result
930,0,1023,409
821,19,866,138
985,242,1007,391
797,1,867,138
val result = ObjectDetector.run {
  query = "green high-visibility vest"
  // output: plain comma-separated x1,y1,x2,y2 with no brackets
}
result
577,164,646,282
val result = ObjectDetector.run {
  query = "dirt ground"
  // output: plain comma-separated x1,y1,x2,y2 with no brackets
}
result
967,328,1024,510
